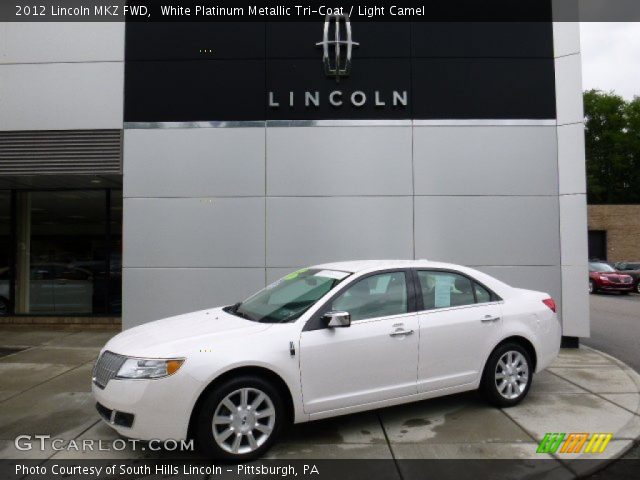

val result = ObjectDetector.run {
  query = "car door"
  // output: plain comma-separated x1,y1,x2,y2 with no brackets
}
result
299,270,419,414
414,270,503,393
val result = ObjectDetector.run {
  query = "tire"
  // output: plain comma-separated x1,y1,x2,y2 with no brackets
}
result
481,343,533,408
636,282,640,295
194,375,286,460
589,280,596,295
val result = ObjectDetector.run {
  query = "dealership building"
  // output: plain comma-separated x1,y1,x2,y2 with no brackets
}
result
0,16,589,341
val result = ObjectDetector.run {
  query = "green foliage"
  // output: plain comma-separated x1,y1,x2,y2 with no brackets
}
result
584,90,640,204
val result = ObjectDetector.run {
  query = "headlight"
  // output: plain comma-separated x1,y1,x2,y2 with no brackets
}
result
116,358,184,379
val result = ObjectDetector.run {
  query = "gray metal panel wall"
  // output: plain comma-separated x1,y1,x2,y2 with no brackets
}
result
123,122,566,328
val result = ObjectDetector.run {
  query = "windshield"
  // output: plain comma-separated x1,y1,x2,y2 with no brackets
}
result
230,268,350,323
590,263,616,273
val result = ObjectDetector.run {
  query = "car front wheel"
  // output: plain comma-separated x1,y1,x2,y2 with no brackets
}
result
636,282,640,294
589,280,596,294
481,343,533,407
194,375,285,460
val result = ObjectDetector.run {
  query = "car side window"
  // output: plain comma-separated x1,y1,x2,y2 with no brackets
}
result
474,283,492,303
417,271,477,310
331,272,408,321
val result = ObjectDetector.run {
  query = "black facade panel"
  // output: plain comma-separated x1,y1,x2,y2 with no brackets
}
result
411,58,557,119
124,22,556,122
411,22,554,58
266,22,411,58
125,22,266,60
266,59,412,120
124,60,265,122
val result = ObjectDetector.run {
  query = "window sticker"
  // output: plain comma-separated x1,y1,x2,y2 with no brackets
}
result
434,275,454,308
314,270,350,280
283,268,309,281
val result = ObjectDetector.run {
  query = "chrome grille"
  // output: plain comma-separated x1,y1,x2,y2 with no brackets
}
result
93,351,126,389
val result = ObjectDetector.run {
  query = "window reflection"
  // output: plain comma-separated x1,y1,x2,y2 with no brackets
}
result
0,192,11,315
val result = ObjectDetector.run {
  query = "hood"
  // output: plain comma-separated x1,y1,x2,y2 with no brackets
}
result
103,307,272,357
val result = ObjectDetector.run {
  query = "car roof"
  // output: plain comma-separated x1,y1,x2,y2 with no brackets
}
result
312,259,470,273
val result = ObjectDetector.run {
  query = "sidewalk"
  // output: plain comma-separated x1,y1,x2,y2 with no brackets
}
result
0,327,639,478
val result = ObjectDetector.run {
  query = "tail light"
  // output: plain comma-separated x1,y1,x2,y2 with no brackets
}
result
542,298,557,313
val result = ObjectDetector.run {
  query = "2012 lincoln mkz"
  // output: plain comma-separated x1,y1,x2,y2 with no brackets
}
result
92,260,561,460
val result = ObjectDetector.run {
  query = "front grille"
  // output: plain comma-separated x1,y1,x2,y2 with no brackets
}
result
93,351,126,389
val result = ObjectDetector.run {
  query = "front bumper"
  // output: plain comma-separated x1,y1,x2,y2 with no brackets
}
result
597,283,634,292
91,370,202,441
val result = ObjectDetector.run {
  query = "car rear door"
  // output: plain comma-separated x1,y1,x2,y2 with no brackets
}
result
414,270,503,393
299,270,419,414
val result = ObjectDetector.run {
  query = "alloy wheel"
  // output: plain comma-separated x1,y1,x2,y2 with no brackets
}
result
211,387,276,455
495,351,529,400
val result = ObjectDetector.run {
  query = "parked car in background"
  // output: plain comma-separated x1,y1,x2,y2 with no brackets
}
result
589,262,634,295
613,262,640,294
0,264,93,314
93,260,561,460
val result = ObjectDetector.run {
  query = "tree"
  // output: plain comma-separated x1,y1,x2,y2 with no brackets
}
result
584,90,640,204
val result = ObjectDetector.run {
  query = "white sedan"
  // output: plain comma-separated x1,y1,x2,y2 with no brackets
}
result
92,260,561,460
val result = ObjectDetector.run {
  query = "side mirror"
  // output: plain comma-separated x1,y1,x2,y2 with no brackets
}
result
322,311,351,328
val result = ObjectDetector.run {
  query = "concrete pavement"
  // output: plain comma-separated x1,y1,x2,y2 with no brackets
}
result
0,327,639,478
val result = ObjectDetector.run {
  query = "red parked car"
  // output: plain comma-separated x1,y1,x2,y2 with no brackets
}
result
589,262,634,295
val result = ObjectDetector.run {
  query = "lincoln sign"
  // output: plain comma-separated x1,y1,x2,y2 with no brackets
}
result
267,90,409,109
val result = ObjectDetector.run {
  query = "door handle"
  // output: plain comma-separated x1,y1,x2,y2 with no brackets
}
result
390,329,414,337
481,315,500,323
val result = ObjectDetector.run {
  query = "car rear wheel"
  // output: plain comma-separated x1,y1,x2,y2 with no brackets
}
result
481,343,533,408
194,375,285,460
589,280,596,294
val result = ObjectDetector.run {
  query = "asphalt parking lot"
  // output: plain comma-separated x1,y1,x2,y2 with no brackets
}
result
584,293,640,373
583,292,640,468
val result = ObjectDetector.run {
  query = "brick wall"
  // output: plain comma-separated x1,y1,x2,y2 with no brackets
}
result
588,205,640,262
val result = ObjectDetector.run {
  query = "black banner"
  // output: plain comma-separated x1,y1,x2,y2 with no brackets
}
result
2,0,640,22
2,459,640,480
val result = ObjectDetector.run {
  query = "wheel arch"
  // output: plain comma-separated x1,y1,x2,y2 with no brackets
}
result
187,365,295,440
483,335,538,377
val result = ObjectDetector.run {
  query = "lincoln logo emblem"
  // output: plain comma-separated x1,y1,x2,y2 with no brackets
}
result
316,14,359,82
